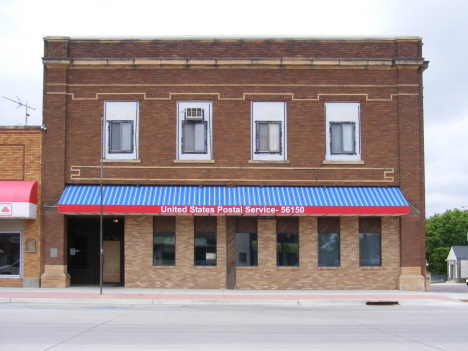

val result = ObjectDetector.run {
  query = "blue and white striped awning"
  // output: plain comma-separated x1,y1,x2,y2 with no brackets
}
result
58,186,408,216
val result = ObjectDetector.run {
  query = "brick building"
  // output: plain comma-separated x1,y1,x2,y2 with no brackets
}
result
41,37,428,290
0,126,42,287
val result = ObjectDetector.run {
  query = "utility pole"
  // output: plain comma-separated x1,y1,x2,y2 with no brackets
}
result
2,96,36,126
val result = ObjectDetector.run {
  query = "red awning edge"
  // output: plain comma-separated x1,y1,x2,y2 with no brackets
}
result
0,181,37,219
0,181,37,204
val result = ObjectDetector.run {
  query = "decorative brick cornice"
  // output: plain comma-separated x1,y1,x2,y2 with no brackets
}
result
42,57,426,70
44,36,422,42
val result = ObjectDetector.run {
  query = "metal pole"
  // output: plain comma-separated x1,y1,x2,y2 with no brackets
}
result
100,117,104,295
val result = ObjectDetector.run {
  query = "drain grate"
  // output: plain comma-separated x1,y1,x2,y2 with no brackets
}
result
366,301,399,306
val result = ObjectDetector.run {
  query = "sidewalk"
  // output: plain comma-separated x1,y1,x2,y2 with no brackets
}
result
1,286,467,306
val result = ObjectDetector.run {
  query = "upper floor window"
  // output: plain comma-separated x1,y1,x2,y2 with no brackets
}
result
251,102,286,161
256,121,281,154
104,101,138,160
331,122,355,154
109,121,133,153
182,121,207,153
177,102,212,161
325,102,360,161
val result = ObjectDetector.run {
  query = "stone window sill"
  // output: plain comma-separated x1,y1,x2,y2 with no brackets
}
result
194,266,218,269
322,160,364,165
152,266,175,269
174,160,215,164
102,159,141,163
249,160,290,164
276,266,300,269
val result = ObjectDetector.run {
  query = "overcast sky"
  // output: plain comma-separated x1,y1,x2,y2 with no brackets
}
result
1,0,467,217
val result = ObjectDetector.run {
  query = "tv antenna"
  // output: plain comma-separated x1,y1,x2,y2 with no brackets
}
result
2,96,36,126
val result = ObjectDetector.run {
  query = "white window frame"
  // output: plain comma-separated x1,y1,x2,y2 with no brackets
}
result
177,101,212,161
0,231,22,278
325,102,360,162
251,102,287,161
104,101,139,160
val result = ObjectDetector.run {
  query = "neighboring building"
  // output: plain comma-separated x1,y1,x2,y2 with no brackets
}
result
0,126,42,287
446,246,468,283
41,37,428,290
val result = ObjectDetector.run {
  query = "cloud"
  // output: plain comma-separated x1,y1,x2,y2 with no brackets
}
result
425,115,468,216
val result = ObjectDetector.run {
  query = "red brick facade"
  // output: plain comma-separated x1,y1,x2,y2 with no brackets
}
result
41,37,427,290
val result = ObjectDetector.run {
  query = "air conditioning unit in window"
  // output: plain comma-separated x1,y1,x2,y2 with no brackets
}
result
185,108,204,120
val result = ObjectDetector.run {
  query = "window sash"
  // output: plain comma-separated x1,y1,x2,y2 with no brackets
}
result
318,233,340,267
183,121,207,154
256,121,282,154
276,233,299,267
0,233,20,275
331,122,355,154
359,232,381,267
153,233,175,266
194,232,216,266
109,121,133,153
235,232,258,267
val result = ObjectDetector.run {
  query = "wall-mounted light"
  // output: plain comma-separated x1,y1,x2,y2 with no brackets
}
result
113,219,118,223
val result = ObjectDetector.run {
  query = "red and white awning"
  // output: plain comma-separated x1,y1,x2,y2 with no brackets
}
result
0,181,37,219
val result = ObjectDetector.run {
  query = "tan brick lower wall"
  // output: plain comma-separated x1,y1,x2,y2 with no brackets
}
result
0,278,23,287
236,216,400,290
124,216,226,288
23,218,41,279
124,215,399,290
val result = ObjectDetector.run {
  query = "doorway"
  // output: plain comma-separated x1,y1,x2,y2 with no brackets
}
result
67,216,124,285
103,240,121,283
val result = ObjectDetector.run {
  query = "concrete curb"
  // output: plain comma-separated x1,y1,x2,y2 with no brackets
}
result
0,297,463,307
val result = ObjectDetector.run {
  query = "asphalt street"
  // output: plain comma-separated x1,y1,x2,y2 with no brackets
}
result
430,283,468,294
1,303,467,351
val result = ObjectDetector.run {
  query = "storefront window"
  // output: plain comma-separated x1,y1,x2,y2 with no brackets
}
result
276,218,299,267
153,217,175,266
0,232,20,275
236,233,257,266
153,234,175,266
195,232,216,266
277,233,299,267
318,217,340,267
194,217,217,266
359,233,381,266
318,233,340,267
359,217,381,267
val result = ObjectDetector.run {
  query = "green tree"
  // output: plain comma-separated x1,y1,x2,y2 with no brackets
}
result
426,209,468,275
